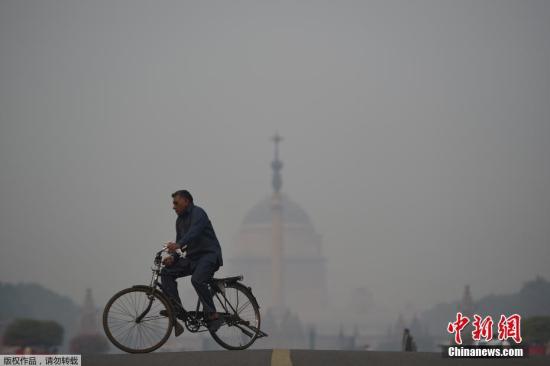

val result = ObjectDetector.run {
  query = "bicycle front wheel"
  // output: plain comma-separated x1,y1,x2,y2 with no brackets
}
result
102,287,174,353
209,282,261,350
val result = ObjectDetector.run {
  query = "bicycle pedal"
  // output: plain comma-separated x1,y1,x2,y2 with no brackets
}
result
174,321,184,337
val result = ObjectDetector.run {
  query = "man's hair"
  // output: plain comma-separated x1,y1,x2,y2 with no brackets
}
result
172,190,193,202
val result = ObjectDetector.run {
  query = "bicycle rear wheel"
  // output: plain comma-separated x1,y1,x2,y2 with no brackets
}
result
209,282,261,350
102,287,174,353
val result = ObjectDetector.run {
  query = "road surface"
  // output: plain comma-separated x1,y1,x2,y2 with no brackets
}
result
84,349,550,366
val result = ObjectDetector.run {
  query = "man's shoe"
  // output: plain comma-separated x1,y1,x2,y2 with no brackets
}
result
159,310,185,337
206,313,224,332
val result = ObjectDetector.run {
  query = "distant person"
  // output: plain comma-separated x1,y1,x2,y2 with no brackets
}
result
402,328,417,352
160,190,224,331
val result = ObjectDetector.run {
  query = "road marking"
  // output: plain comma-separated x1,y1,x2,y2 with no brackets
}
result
271,349,292,366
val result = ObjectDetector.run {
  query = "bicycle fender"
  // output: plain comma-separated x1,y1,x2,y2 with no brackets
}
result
233,282,261,309
131,285,167,300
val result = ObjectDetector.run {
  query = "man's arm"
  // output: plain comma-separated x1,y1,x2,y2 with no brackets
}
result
176,207,209,248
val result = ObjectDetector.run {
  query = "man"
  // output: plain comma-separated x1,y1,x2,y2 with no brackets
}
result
402,328,417,352
160,190,224,331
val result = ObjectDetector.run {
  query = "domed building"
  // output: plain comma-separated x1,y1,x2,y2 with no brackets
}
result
227,134,329,327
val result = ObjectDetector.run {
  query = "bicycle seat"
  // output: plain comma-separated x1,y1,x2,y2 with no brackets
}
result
211,275,243,284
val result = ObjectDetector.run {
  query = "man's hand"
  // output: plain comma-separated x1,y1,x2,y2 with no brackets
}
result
162,256,175,267
165,242,180,253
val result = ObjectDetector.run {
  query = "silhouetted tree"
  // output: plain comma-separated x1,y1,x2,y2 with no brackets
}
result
3,318,63,349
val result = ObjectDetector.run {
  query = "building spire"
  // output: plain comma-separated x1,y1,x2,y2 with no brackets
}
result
271,132,283,193
79,288,99,335
270,132,284,309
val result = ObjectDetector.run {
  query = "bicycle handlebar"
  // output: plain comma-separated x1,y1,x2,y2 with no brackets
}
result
154,244,188,268
155,244,188,257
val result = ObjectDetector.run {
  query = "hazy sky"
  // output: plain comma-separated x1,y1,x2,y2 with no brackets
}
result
1,0,549,321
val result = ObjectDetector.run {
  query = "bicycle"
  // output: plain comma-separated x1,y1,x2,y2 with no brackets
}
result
102,245,268,353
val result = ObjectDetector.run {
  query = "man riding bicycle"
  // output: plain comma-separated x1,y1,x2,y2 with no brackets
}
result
160,189,224,331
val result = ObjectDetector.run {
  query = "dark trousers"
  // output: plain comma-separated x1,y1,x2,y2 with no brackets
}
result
160,254,220,314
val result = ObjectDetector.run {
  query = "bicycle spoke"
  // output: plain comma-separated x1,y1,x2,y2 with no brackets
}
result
237,300,251,315
113,300,133,318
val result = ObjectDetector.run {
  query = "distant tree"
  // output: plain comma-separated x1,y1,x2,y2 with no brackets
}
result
69,334,109,354
0,282,81,351
3,318,63,348
523,316,550,344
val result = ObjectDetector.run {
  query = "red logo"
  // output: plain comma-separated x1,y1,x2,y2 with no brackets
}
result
447,312,470,344
472,314,494,341
497,314,522,343
447,313,522,345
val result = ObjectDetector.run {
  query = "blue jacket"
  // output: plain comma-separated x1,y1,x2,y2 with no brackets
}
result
174,203,223,266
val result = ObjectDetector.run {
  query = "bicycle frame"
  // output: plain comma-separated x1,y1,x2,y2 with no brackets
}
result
138,247,231,328
136,247,266,338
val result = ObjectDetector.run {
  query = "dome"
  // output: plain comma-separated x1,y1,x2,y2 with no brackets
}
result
242,192,314,229
231,191,329,322
235,192,322,259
